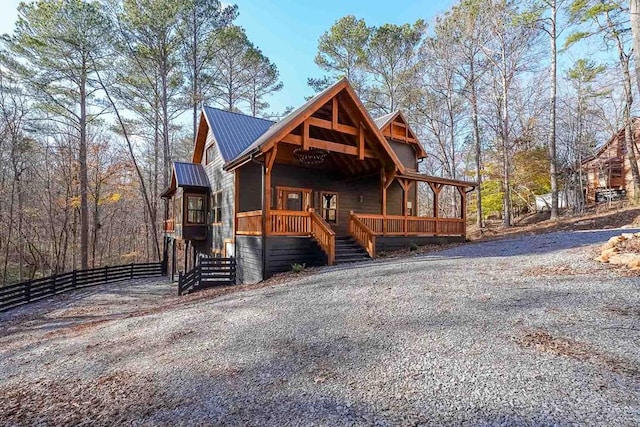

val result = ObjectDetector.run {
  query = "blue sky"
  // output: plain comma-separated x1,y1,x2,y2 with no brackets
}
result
1,0,454,114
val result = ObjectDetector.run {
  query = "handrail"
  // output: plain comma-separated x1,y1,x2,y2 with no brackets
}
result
269,210,311,235
349,212,376,258
351,213,464,237
309,209,336,265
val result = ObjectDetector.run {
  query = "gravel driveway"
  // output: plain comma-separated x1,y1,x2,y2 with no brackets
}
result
1,229,639,426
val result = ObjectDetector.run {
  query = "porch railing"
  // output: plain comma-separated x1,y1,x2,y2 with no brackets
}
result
236,210,263,235
235,209,335,265
352,214,464,236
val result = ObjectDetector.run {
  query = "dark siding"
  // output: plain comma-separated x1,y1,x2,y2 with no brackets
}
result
375,236,465,253
385,181,416,216
236,236,263,284
270,164,382,235
238,161,263,211
265,236,327,277
389,140,417,170
202,128,235,254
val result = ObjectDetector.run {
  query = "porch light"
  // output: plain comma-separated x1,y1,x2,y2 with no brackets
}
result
293,148,329,165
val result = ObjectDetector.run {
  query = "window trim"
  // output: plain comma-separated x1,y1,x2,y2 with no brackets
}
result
211,190,223,225
185,194,206,225
205,144,216,165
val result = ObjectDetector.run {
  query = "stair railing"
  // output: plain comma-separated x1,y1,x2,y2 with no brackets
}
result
349,211,376,258
309,209,336,265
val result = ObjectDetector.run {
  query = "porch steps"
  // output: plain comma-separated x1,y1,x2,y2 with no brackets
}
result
334,236,370,264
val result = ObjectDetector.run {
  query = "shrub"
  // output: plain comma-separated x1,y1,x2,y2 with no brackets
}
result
409,242,419,251
291,263,306,273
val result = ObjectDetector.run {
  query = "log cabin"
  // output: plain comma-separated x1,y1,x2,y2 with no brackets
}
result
161,78,475,284
582,119,639,203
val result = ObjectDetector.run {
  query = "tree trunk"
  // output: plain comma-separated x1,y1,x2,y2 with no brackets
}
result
470,60,483,228
621,58,640,197
548,0,559,220
79,68,89,270
501,51,511,227
630,0,640,101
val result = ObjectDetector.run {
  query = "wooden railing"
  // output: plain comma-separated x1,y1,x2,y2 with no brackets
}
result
309,209,336,265
164,219,175,233
178,257,236,296
349,213,377,258
270,210,311,235
236,210,263,235
351,214,465,237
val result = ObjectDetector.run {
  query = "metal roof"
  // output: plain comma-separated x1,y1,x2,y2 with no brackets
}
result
374,111,398,129
202,106,275,162
174,162,210,188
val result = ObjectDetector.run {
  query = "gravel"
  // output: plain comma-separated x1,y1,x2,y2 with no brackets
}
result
1,228,639,426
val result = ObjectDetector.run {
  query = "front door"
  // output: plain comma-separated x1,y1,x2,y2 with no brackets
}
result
276,187,311,211
286,191,303,211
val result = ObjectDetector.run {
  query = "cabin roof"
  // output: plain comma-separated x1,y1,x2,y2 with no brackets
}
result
229,81,342,164
174,162,210,187
202,106,275,162
374,111,398,129
161,162,210,197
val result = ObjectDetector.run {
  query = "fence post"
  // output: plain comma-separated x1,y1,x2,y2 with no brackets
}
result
104,266,108,283
130,263,134,279
51,274,57,294
72,270,77,288
25,280,31,302
178,271,183,295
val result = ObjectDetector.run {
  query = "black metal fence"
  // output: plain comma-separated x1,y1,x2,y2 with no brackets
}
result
178,257,236,296
0,262,166,312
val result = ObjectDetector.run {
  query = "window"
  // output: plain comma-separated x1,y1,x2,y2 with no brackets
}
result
321,192,338,223
276,186,312,211
211,191,223,224
186,195,205,224
610,165,623,178
206,144,216,165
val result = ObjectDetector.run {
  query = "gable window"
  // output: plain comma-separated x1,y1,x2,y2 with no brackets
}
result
186,195,205,224
211,191,223,224
321,192,338,223
206,144,216,165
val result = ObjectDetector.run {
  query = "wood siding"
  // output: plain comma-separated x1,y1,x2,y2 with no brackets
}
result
235,235,263,284
375,236,465,253
388,140,417,170
202,128,235,255
264,236,326,277
238,161,263,212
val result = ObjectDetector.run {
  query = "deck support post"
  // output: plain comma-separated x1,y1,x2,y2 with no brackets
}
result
399,179,411,236
381,169,395,236
429,183,443,236
457,186,467,238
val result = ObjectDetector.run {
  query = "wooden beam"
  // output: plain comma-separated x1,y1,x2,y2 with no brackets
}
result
280,133,376,158
332,97,338,130
429,183,442,218
303,120,310,150
401,179,410,235
358,124,365,161
457,186,467,237
264,146,278,236
308,116,358,136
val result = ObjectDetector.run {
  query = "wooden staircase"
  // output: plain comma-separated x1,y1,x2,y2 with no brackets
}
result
335,236,370,264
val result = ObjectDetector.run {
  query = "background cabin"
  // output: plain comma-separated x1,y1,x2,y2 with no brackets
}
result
582,119,639,203
162,79,475,284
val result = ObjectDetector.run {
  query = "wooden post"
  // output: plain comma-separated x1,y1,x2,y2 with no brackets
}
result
130,263,134,279
104,266,108,282
303,120,310,150
184,240,189,272
458,186,467,238
429,183,442,236
358,124,365,161
264,146,278,236
400,179,410,235
381,170,395,236
25,280,31,302
332,97,338,130
171,240,176,282
72,270,77,289
51,274,57,294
